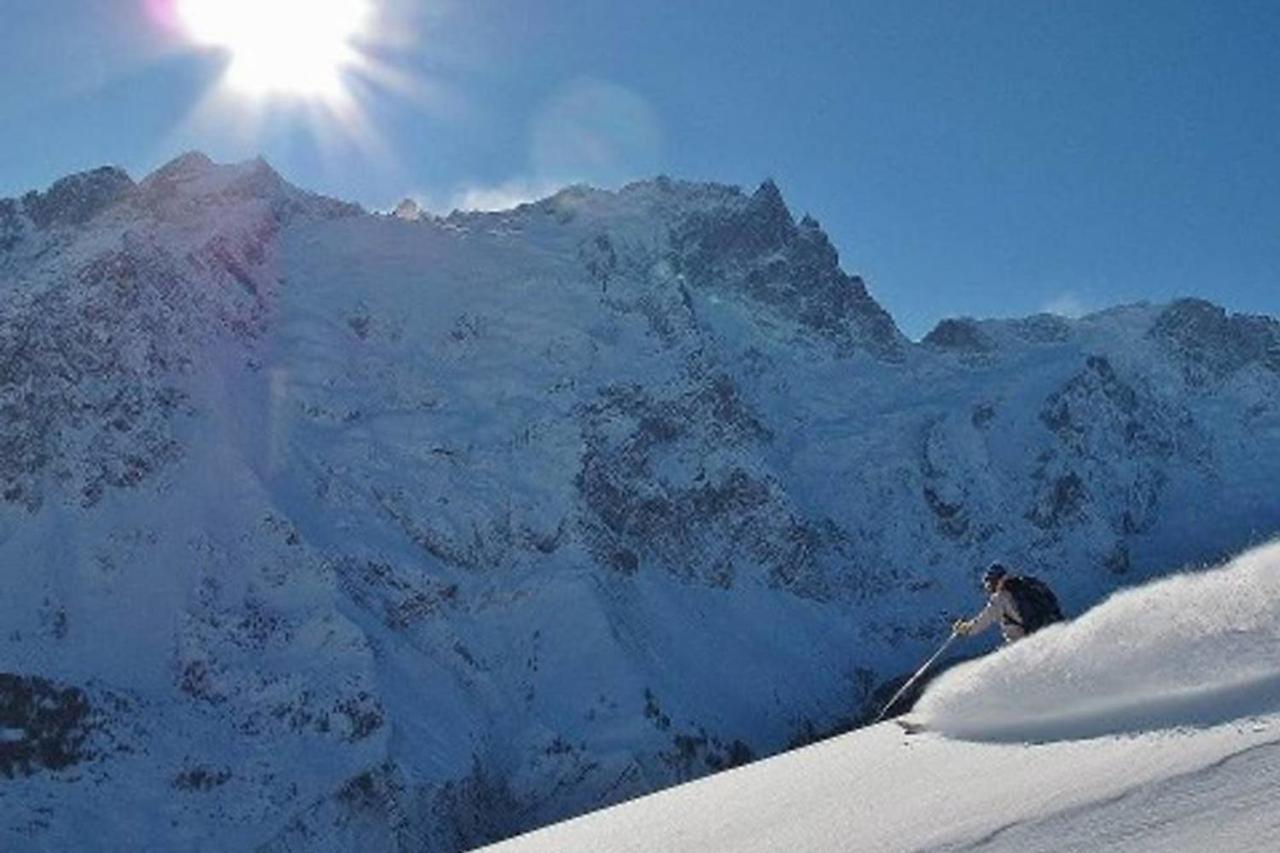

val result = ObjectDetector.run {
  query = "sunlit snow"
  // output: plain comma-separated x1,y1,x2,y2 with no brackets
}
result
917,540,1280,741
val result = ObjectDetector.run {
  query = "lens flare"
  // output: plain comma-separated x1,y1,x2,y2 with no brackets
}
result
155,0,447,178
176,0,370,99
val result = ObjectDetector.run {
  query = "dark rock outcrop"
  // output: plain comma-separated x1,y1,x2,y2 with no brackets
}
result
672,180,905,359
20,166,134,230
923,318,993,353
0,674,94,779
1149,298,1280,384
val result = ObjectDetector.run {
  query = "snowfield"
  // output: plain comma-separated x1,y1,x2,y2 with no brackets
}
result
487,542,1280,852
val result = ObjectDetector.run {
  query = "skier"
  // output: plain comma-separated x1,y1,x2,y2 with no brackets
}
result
877,563,1065,725
953,562,1063,643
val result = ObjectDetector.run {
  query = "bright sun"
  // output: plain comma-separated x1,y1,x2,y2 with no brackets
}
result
176,0,371,99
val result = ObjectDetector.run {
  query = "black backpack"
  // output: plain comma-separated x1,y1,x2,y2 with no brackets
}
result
1003,575,1064,634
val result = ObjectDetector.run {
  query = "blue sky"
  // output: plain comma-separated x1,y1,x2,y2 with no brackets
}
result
2,0,1276,338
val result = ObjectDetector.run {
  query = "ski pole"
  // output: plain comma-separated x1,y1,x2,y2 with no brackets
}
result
874,630,958,723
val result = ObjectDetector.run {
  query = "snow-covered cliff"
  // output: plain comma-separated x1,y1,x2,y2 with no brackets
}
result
2,154,1278,850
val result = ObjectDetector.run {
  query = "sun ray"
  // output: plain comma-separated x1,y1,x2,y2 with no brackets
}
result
175,0,372,99
151,0,462,190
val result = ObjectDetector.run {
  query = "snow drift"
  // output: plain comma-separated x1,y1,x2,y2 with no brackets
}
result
916,540,1280,741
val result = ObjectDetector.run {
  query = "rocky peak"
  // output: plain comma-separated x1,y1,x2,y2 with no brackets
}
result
1149,298,1280,383
221,157,290,202
1010,313,1073,345
19,165,135,230
145,150,216,184
923,318,993,353
747,178,793,243
141,152,278,199
671,178,905,359
751,178,784,206
137,152,361,223
791,212,840,273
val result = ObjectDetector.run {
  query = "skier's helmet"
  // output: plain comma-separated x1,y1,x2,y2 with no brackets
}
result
982,562,1008,591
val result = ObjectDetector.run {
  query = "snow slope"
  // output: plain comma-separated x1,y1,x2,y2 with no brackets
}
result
487,542,1280,852
917,540,1280,742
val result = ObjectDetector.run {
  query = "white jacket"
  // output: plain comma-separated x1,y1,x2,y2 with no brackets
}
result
968,588,1026,643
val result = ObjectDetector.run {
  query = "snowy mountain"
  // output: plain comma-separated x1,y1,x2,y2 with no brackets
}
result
485,541,1280,852
2,153,1278,850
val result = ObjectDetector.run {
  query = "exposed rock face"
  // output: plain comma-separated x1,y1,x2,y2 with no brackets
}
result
923,318,993,354
133,150,362,223
672,180,905,358
576,377,830,594
0,198,25,251
20,166,134,230
0,675,94,779
0,246,189,511
1,154,1278,851
1150,298,1280,383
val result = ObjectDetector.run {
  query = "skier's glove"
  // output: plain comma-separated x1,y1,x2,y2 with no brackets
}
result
952,619,972,636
